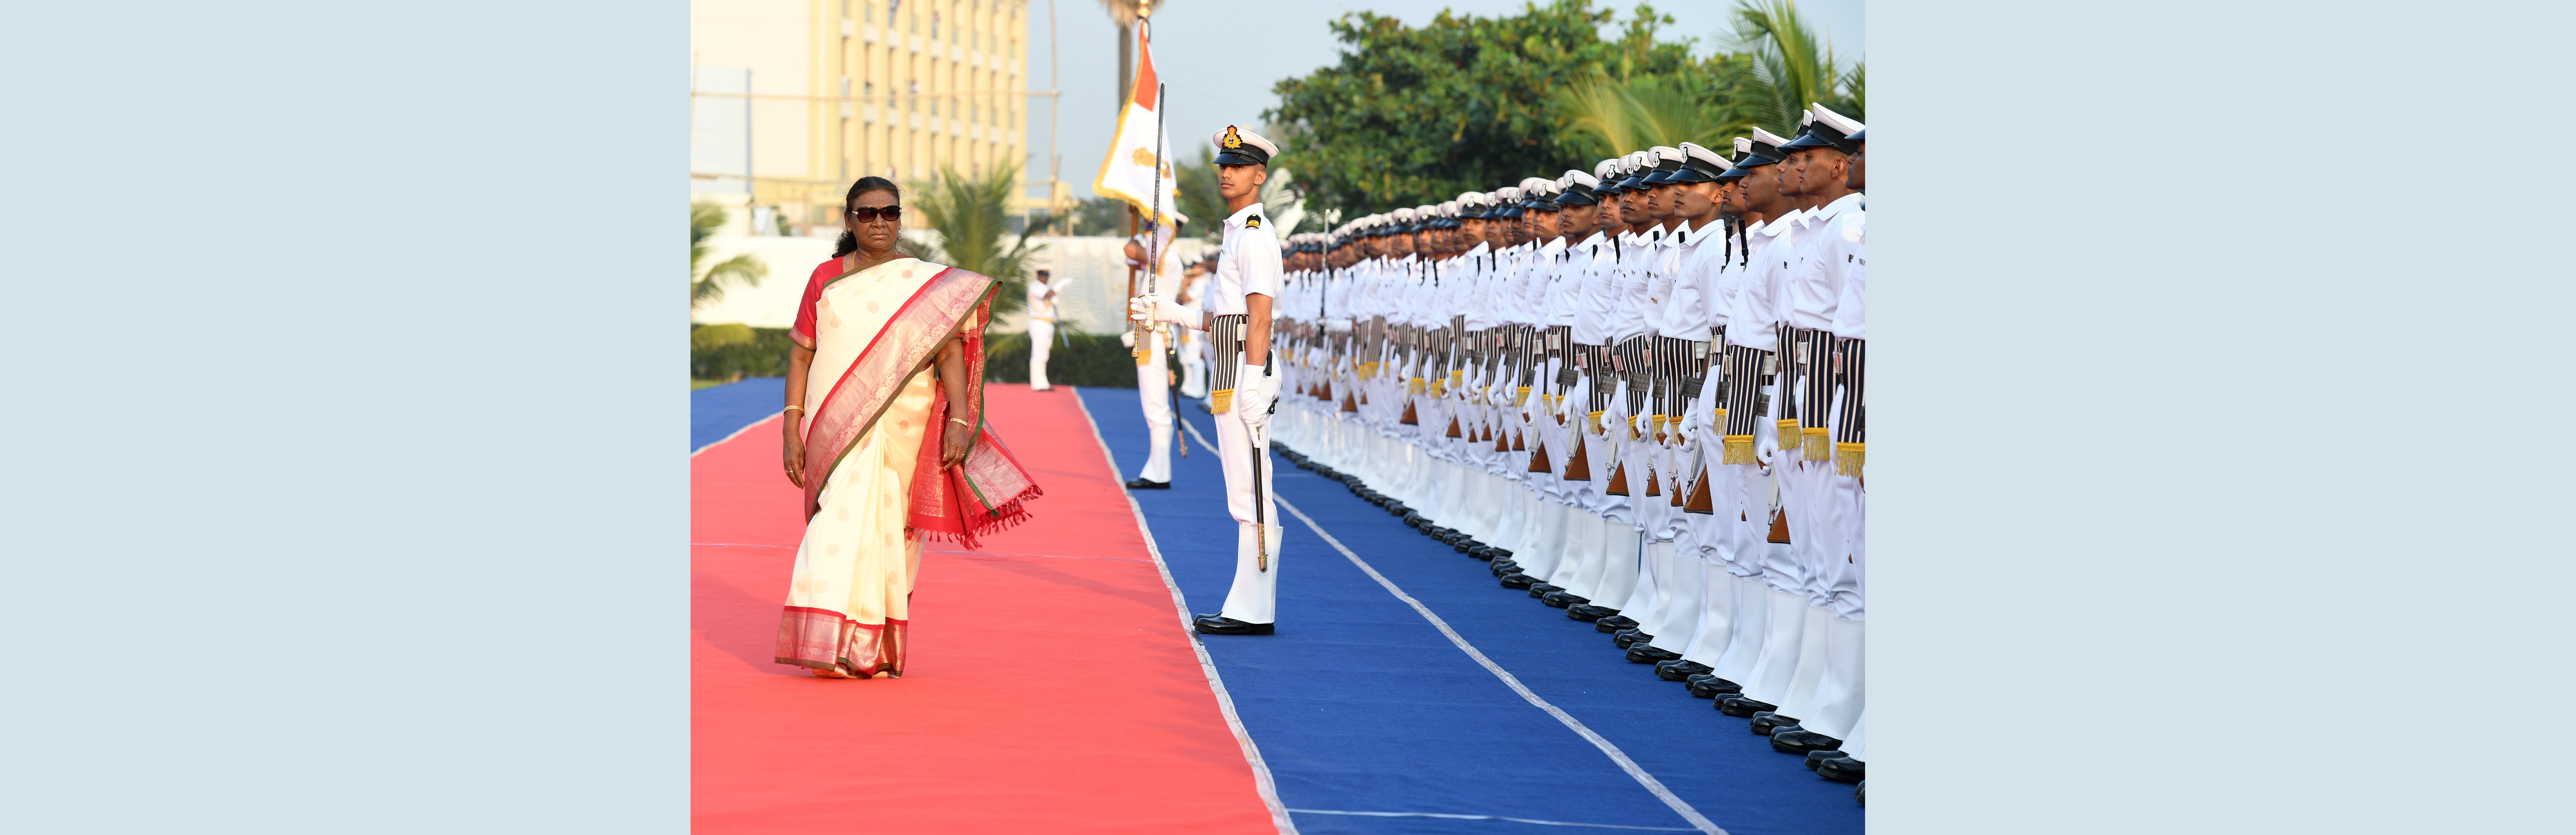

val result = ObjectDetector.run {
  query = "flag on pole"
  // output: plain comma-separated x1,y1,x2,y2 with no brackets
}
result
1092,23,1186,227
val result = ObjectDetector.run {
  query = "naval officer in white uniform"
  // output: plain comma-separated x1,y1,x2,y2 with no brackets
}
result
1131,125,1288,635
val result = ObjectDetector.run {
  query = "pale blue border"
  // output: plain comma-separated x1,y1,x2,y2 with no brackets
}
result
1,2,687,831
1875,0,2571,831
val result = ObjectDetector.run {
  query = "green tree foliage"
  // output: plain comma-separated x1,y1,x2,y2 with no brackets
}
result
911,161,1046,315
1173,147,1225,239
1267,0,1860,219
1265,0,1702,217
1719,0,1863,134
690,202,767,309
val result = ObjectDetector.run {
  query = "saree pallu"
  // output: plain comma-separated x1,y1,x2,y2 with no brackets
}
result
775,256,1042,678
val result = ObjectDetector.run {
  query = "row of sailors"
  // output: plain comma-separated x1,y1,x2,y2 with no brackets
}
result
1265,104,1870,788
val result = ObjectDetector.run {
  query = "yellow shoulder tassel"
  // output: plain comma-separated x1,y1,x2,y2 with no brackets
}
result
1722,435,1757,464
1834,441,1865,477
1516,386,1532,407
1588,410,1606,435
1803,426,1831,462
1210,388,1234,414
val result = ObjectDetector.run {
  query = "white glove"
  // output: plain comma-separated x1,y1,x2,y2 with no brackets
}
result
1128,295,1204,330
1236,363,1279,440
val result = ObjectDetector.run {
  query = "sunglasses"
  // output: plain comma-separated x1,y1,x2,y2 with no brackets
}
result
846,205,903,223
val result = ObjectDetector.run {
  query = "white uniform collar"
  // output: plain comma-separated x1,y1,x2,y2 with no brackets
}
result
1805,192,1863,225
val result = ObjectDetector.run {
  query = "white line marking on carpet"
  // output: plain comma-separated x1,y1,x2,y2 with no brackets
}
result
1286,809,1698,831
1274,496,1728,835
691,413,780,457
1077,390,1299,835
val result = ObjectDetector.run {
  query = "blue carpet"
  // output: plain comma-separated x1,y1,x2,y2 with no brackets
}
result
1081,388,1863,835
692,378,786,452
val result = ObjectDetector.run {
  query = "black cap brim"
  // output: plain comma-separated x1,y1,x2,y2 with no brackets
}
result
1212,149,1269,166
1665,168,1715,184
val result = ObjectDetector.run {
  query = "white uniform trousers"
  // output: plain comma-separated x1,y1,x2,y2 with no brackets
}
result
1213,399,1284,625
1133,331,1173,483
1027,319,1056,390
1178,329,1209,398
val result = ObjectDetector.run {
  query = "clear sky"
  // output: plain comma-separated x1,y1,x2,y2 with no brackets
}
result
1021,0,1864,205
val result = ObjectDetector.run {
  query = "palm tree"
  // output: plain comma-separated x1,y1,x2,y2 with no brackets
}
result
912,161,1046,315
1722,0,1863,132
691,202,767,309
1553,1,1861,160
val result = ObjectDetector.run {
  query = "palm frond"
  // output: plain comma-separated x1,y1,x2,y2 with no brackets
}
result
1721,0,1855,135
1553,72,1636,164
692,253,767,307
912,161,1046,316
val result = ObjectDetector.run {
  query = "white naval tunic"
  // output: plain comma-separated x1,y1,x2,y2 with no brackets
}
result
1212,202,1285,624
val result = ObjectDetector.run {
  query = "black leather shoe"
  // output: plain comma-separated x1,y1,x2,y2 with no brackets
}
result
1486,548,1512,560
1488,560,1518,577
1452,539,1476,554
1499,573,1538,590
1625,644,1682,663
1817,756,1864,784
1596,615,1641,630
1526,582,1562,599
1566,604,1618,622
1125,477,1171,489
1716,694,1776,717
1655,660,1712,681
1803,749,1844,770
1771,729,1842,754
1540,590,1588,608
1191,614,1275,635
1468,546,1494,560
1749,712,1801,735
1612,629,1653,648
1686,675,1743,698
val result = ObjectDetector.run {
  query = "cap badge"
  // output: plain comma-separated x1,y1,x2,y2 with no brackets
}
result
1222,126,1243,149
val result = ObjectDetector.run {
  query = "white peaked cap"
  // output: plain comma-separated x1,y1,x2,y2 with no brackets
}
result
1518,176,1552,191
1415,205,1437,217
1594,158,1622,179
1391,207,1417,222
1750,127,1794,149
1734,137,1752,157
1679,142,1727,169
1808,103,1864,137
1456,190,1487,205
1526,178,1561,196
1438,201,1459,216
1209,125,1282,165
1497,186,1523,201
1563,168,1598,189
1649,145,1683,165
1623,151,1651,172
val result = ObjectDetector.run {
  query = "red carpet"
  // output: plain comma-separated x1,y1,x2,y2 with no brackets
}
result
691,384,1276,833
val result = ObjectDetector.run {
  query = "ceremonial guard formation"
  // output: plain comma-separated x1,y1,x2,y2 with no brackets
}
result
1188,106,1870,799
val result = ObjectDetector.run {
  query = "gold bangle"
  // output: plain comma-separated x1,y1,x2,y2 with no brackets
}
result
948,417,971,428
783,405,805,414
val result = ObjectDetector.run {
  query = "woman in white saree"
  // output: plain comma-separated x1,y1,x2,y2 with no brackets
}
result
774,177,1041,679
